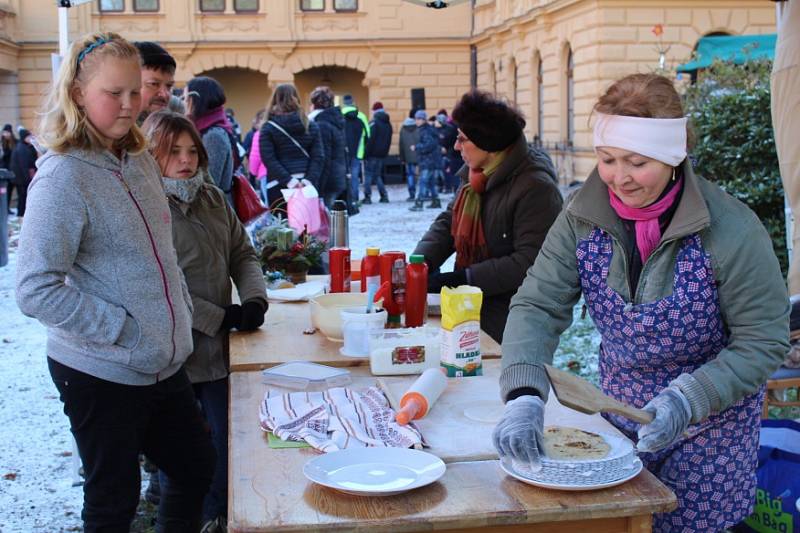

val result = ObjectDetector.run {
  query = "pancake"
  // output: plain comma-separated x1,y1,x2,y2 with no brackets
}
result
542,426,611,460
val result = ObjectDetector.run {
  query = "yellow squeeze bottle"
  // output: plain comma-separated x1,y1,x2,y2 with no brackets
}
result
395,368,447,425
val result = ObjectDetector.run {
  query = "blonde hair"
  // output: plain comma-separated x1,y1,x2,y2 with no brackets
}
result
37,32,147,154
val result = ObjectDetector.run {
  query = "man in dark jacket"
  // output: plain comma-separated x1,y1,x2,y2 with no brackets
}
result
437,110,463,193
309,86,348,208
10,128,37,219
363,102,393,204
410,110,442,211
399,110,420,201
341,95,369,214
413,91,562,343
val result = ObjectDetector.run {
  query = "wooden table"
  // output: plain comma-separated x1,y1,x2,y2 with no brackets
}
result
229,300,502,372
229,362,677,532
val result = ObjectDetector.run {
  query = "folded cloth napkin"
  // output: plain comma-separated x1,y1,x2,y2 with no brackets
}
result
259,386,423,452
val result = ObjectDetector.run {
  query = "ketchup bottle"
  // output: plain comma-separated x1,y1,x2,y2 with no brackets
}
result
405,254,428,327
379,251,406,327
361,247,380,293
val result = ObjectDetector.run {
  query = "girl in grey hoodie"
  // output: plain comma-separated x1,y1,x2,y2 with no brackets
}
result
15,32,214,532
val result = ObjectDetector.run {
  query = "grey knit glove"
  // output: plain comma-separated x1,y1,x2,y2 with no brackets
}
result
492,395,545,471
636,386,692,453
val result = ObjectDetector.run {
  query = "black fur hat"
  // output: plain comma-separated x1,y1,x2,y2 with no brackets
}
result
452,90,525,152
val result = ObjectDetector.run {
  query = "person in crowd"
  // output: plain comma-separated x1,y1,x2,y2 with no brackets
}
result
413,91,562,342
248,113,270,205
15,32,215,532
1,123,16,212
184,76,237,203
341,94,369,214
493,73,789,533
309,86,347,208
437,109,463,193
226,107,243,143
10,128,37,220
133,41,176,125
409,110,443,211
363,101,393,204
142,110,267,533
243,109,265,174
399,109,420,202
429,115,447,195
258,83,324,214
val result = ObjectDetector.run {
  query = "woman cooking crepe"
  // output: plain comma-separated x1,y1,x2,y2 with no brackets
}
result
492,73,789,532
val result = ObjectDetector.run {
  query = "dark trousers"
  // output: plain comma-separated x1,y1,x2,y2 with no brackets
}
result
17,182,28,217
160,378,229,522
363,157,388,200
48,358,215,533
267,184,286,217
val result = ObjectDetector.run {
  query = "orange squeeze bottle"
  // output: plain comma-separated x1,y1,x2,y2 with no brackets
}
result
395,368,447,425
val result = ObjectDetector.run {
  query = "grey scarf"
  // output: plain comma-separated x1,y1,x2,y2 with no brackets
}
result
161,170,207,204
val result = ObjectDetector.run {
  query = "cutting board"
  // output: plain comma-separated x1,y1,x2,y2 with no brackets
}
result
379,361,620,464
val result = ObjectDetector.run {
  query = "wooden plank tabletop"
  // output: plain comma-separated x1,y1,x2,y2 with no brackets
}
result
229,364,677,532
229,300,502,372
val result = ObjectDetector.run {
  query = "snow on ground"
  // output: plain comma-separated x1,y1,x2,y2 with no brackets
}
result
0,184,450,532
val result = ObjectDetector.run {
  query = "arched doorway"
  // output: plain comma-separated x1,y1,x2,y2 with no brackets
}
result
294,66,367,112
200,67,270,134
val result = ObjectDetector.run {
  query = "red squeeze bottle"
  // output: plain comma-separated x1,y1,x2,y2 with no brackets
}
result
405,254,428,327
379,251,406,326
361,247,381,293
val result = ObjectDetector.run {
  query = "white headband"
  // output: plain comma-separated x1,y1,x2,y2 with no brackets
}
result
593,112,687,167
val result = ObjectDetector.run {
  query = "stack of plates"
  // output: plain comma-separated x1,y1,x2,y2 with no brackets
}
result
500,431,643,491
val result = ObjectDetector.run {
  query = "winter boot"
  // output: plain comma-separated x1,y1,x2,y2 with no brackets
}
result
409,200,424,212
379,196,389,204
427,198,442,209
362,196,372,205
406,195,416,202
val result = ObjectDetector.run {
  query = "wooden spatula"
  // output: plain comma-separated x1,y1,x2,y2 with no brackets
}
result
544,364,654,424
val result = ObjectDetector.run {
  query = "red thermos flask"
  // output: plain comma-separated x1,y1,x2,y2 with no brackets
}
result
329,247,351,293
405,254,428,328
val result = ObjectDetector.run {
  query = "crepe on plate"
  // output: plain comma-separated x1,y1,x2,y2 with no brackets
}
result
542,426,611,460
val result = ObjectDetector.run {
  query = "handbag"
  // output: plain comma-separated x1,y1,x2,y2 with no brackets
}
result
232,171,268,224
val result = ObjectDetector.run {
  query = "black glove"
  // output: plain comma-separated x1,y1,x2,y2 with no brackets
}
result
239,300,267,331
427,269,468,293
220,304,242,331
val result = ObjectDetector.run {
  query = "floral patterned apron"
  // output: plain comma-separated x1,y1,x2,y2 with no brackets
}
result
577,228,763,533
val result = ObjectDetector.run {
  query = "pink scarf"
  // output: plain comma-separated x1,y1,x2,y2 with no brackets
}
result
608,178,683,263
193,106,233,135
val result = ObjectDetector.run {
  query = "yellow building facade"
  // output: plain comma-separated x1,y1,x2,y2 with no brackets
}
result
0,0,776,182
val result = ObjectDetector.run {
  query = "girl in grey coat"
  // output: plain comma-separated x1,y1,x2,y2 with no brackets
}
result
143,110,267,529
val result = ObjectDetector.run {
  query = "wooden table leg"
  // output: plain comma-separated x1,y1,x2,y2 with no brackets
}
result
628,514,652,533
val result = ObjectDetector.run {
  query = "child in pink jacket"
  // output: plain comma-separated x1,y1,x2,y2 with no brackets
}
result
248,128,269,204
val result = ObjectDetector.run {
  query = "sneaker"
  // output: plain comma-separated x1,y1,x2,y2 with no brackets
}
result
201,516,227,533
379,197,389,204
427,198,442,209
362,197,372,205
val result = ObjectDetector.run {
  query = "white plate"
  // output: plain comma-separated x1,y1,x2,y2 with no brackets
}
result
500,457,643,491
267,281,326,302
303,447,446,496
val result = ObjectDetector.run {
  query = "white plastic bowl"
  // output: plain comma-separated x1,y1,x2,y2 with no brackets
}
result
309,292,382,342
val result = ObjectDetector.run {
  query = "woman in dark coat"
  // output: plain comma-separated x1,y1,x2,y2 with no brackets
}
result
309,86,347,208
413,91,563,342
1,124,16,213
258,83,324,214
10,128,37,219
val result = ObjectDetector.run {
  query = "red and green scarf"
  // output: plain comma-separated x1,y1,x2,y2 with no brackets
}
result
451,152,507,269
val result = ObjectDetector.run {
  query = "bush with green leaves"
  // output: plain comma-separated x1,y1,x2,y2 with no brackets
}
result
682,58,788,274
